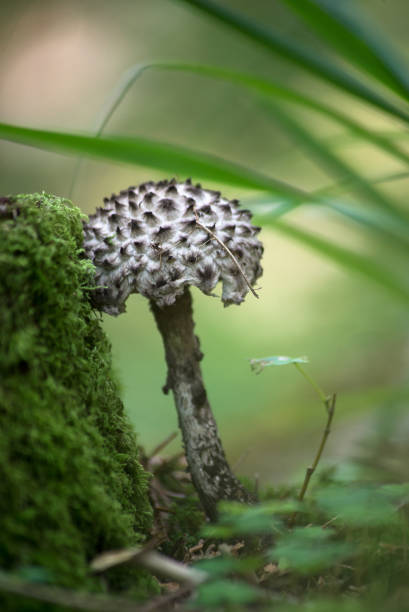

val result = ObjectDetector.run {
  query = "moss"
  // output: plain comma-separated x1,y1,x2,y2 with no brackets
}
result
0,193,157,607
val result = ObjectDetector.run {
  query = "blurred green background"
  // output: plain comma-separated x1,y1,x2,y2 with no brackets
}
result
1,0,408,486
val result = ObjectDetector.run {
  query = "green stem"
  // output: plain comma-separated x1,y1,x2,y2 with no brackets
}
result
293,363,329,406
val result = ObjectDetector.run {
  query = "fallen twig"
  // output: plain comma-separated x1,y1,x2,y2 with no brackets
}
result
90,546,208,587
194,210,259,298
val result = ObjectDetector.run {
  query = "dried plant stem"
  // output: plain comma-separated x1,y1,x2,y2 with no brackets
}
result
150,288,254,520
194,211,259,298
91,546,208,586
147,431,178,458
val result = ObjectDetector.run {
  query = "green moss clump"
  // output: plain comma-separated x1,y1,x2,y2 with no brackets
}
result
0,193,157,605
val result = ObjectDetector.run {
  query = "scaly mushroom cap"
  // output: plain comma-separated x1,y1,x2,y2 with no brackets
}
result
83,179,263,314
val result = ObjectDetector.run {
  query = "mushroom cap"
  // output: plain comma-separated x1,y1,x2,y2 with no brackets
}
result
83,179,263,315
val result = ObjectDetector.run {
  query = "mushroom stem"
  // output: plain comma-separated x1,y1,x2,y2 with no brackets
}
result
150,289,254,520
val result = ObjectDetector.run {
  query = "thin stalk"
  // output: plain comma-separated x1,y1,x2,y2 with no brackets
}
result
293,363,328,405
296,393,336,503
150,288,254,520
288,364,337,526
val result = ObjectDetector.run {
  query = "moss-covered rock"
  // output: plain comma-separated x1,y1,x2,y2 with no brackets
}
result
0,193,156,606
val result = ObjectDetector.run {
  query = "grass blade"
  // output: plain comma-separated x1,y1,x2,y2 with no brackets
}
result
175,0,409,124
0,121,312,201
1,122,407,304
254,215,409,306
249,197,409,253
144,63,409,167
282,0,409,102
69,64,150,197
260,99,408,224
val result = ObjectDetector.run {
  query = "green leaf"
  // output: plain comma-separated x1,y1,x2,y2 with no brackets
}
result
0,122,309,201
175,0,409,124
2,121,408,306
259,99,408,222
249,197,409,253
95,62,409,167
250,355,309,374
254,216,409,307
282,0,409,103
216,500,301,536
200,524,235,539
194,556,260,578
315,484,404,527
271,526,355,573
193,579,261,607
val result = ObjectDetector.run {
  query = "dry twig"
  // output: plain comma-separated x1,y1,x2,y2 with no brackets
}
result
194,210,259,299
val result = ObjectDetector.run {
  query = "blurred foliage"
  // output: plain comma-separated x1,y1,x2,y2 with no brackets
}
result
189,473,409,610
0,0,409,608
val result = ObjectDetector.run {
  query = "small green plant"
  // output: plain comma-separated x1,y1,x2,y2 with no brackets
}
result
250,354,336,508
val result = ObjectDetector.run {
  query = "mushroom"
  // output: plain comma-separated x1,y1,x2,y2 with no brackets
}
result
83,178,263,520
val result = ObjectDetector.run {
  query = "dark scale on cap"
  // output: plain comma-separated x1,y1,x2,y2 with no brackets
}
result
198,204,212,215
183,199,196,217
186,186,201,196
181,219,197,231
165,184,178,195
198,264,216,282
155,226,173,242
129,219,142,235
143,211,158,226
144,192,155,203
185,250,202,265
133,240,145,252
237,225,252,237
153,277,167,289
92,226,103,238
237,209,252,220
83,179,263,313
169,267,183,281
218,203,232,218
109,213,121,225
93,247,106,261
159,198,177,213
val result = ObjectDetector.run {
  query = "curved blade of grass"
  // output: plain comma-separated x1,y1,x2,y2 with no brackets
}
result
174,0,409,125
260,99,409,225
68,63,150,198
248,197,409,252
0,121,313,201
282,0,409,103
149,63,409,167
2,122,406,304
77,58,409,244
254,215,409,306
